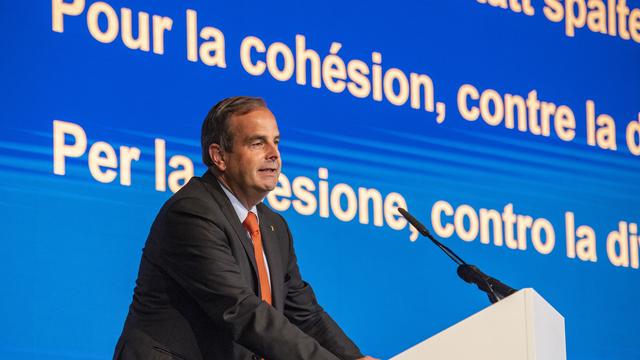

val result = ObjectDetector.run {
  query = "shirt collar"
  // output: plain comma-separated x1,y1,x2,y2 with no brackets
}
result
218,180,259,224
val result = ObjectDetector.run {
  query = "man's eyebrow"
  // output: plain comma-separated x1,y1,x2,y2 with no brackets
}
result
245,135,267,143
245,135,280,142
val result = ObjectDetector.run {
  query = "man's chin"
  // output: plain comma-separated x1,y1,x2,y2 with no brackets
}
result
258,173,280,188
264,182,279,192
255,180,279,195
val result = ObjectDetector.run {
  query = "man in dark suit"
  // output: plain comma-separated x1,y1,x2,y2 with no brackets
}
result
114,96,377,360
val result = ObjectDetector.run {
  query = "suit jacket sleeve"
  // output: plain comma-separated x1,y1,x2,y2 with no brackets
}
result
278,214,364,360
150,195,353,360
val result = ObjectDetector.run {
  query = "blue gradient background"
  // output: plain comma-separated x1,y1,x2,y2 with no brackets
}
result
1,1,639,359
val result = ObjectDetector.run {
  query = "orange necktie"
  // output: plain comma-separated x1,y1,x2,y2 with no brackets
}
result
243,212,272,305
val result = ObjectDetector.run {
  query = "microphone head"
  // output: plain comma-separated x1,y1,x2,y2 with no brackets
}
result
397,207,429,236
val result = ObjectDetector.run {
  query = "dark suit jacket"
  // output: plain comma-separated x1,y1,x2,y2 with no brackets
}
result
114,171,363,360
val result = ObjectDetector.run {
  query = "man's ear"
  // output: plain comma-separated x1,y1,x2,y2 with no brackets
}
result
209,144,226,172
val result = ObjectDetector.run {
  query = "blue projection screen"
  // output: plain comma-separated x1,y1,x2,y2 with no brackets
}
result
1,0,639,359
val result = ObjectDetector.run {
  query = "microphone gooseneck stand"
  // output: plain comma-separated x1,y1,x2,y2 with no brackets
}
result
397,207,517,304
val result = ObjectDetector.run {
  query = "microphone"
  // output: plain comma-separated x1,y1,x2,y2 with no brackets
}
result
398,207,517,304
397,207,465,266
397,207,430,236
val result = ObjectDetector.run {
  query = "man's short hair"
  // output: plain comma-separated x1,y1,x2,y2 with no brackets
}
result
201,96,267,167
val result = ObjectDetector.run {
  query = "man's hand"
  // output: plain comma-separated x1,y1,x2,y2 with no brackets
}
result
358,356,380,360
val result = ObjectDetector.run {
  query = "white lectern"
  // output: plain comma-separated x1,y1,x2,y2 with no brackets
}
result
391,288,566,360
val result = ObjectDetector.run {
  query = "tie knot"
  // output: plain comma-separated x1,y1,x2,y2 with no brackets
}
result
243,212,260,234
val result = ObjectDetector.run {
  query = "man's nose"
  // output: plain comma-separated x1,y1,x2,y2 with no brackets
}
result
265,141,279,160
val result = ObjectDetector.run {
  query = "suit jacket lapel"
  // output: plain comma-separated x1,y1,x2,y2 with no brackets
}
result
258,205,285,312
201,171,259,279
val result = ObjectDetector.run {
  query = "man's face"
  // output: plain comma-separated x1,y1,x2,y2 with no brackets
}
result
218,107,281,206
